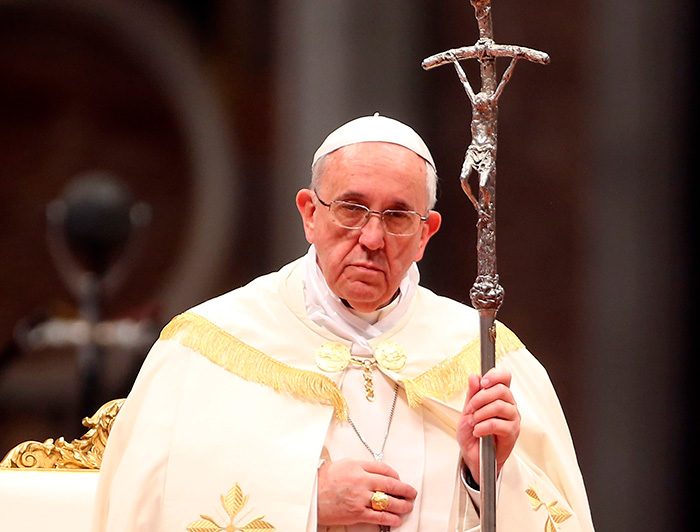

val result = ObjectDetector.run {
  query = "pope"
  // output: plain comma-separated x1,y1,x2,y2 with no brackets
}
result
92,114,595,532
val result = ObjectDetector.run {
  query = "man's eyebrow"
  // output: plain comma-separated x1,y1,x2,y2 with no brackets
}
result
334,191,414,210
334,191,367,202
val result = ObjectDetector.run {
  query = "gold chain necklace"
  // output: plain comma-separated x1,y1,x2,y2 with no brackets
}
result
350,356,379,401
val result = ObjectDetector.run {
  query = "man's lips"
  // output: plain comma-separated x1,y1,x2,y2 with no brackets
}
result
346,262,383,274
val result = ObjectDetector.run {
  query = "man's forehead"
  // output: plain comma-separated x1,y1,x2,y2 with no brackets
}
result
312,114,435,171
320,144,429,208
323,142,427,179
330,141,425,165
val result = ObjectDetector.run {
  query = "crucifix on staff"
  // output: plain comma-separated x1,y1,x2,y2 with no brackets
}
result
423,1,549,530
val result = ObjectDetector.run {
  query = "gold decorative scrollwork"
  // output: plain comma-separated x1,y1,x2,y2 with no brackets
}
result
186,482,275,532
0,398,125,469
525,485,572,532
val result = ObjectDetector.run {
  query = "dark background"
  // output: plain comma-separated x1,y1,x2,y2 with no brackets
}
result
0,1,696,530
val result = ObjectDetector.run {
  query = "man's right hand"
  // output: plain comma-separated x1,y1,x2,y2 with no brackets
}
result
317,458,417,528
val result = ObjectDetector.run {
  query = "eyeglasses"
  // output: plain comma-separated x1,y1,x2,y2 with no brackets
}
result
315,192,428,236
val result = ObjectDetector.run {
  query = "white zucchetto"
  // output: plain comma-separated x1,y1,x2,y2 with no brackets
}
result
312,113,435,171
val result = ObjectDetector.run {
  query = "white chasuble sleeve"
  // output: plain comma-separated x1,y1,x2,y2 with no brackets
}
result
412,347,595,532
92,339,193,532
161,347,334,532
479,347,595,532
93,335,337,532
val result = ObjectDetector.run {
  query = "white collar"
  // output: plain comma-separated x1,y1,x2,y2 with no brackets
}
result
301,245,419,355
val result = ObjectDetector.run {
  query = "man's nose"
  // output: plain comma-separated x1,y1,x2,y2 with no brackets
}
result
358,212,385,249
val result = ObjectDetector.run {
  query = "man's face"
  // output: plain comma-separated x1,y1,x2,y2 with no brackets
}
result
296,142,441,312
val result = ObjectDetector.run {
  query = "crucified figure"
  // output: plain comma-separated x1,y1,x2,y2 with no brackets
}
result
422,37,549,280
450,50,520,211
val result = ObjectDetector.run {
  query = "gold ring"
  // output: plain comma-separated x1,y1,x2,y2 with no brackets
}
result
370,490,390,511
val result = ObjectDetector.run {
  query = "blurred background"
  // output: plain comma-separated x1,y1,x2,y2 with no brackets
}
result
0,0,696,530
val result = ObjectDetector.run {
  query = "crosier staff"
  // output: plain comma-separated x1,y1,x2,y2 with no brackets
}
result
422,1,549,530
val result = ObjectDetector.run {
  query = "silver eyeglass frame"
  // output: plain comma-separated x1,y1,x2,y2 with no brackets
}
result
314,191,428,236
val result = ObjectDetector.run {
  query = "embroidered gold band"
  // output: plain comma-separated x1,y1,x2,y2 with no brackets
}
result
160,312,525,417
401,322,524,408
160,312,349,420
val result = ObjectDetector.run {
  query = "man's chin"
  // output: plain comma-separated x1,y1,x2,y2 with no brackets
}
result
340,287,396,312
339,290,381,311
344,300,383,313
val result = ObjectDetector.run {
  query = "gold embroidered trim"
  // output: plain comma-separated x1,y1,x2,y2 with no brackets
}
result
162,314,524,416
160,313,348,420
0,399,125,469
526,485,572,532
401,322,524,407
186,482,275,532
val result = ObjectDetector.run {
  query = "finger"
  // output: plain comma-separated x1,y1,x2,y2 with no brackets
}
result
472,416,520,440
471,398,519,424
468,383,516,412
364,492,413,528
371,475,418,501
462,373,482,414
370,508,404,528
367,491,415,515
480,367,512,388
360,460,401,480
352,505,403,529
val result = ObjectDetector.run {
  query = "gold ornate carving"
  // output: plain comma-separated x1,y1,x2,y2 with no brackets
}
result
161,312,349,420
525,486,572,532
401,321,524,407
0,398,125,469
186,483,275,532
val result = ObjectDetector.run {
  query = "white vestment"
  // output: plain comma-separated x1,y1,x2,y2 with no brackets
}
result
92,258,595,532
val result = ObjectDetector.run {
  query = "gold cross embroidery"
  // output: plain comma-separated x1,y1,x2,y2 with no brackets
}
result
525,486,572,532
186,483,275,532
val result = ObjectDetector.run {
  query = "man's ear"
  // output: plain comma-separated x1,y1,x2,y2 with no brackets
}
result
413,210,442,262
296,189,316,244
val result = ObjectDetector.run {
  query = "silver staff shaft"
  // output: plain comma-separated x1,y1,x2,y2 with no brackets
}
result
479,311,498,531
422,1,548,530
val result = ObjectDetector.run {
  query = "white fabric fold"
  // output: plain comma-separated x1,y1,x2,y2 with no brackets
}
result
301,245,418,356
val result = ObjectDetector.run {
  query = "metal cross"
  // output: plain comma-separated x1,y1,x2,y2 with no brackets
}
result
422,2,549,531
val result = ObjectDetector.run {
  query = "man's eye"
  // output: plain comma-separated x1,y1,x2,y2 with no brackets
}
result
339,203,367,214
384,210,411,221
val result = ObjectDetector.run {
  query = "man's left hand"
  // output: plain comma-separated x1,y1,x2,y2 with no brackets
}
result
456,367,520,486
